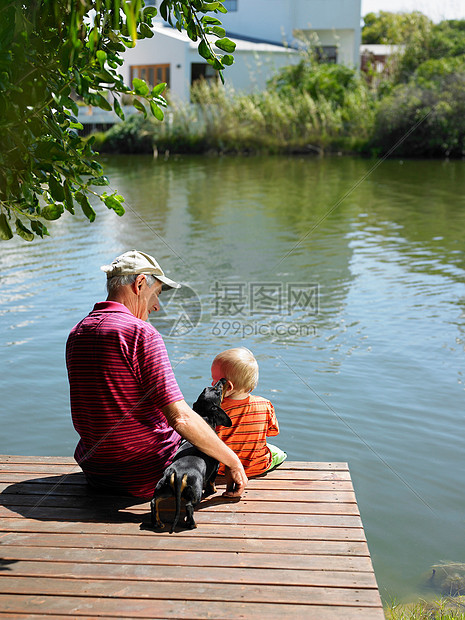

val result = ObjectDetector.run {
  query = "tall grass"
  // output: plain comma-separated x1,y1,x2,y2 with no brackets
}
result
97,77,376,156
386,565,465,620
386,597,465,619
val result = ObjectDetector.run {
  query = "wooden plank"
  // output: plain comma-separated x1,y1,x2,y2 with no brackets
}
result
0,617,127,620
0,490,358,507
0,615,76,620
0,470,352,485
0,575,382,606
0,478,355,492
0,456,346,468
0,502,358,525
1,456,76,463
0,474,87,485
0,518,368,540
0,482,358,499
0,545,375,571
1,560,379,588
1,487,359,507
0,503,361,522
0,532,371,556
0,464,81,474
0,505,364,526
262,461,350,470
249,472,350,482
0,522,367,541
0,596,385,619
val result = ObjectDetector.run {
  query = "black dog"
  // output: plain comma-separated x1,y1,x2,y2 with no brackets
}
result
151,378,232,533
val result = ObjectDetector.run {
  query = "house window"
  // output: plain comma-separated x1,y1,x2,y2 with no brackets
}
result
130,64,170,89
314,46,338,64
191,63,219,87
223,0,238,11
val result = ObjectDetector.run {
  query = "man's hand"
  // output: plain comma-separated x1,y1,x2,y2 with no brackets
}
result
223,462,248,497
162,399,248,497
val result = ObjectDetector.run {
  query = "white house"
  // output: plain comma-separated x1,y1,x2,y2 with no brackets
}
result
121,0,362,102
219,0,361,66
120,22,299,103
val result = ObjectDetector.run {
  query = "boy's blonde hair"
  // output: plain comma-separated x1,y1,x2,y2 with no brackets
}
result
212,347,259,393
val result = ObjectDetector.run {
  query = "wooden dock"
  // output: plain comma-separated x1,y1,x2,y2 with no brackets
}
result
0,455,384,619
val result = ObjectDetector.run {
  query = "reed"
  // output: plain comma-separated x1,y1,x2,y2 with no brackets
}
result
97,77,376,156
385,597,465,619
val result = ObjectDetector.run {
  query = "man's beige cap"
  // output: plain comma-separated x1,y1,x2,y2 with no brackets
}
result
100,250,181,290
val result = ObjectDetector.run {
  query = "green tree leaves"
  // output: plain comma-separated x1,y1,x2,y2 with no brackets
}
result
361,12,465,157
362,10,431,45
133,77,150,96
269,59,363,108
102,192,125,216
215,37,236,53
75,192,96,222
0,214,13,240
0,0,234,240
159,0,235,81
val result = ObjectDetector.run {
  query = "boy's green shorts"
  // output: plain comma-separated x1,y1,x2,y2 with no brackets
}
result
266,443,287,472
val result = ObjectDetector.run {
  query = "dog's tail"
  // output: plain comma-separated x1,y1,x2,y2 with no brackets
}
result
170,472,187,534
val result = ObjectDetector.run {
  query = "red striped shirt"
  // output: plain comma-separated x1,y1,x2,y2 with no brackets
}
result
216,395,279,477
66,301,182,498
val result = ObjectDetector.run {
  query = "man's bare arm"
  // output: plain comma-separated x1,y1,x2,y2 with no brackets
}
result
161,399,248,497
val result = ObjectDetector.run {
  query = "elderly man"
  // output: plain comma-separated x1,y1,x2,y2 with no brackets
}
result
66,250,247,499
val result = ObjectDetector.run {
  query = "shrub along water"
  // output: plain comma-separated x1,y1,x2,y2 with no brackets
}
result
96,64,376,156
385,598,465,619
367,53,465,158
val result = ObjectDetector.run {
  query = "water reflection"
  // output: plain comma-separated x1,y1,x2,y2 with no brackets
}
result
1,154,465,602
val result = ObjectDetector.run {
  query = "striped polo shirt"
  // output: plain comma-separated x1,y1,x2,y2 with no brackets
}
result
66,301,183,498
216,394,279,477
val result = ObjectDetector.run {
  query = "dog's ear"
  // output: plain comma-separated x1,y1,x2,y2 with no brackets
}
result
213,405,232,428
192,388,208,416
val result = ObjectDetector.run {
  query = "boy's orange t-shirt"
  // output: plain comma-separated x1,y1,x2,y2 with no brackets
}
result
216,394,279,477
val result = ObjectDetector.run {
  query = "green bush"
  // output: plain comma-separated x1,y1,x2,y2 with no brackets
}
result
386,597,465,619
268,60,365,107
362,10,431,45
90,76,375,156
370,61,465,158
97,114,155,154
396,19,465,82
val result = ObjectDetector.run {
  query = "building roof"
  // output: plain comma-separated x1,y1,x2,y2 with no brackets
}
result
360,44,403,55
152,22,297,54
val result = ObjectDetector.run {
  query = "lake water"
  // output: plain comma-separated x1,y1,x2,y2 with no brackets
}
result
1,154,464,603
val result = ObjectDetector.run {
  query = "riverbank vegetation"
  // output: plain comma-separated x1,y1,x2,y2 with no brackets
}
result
94,63,375,156
386,597,465,619
94,11,465,159
385,562,465,619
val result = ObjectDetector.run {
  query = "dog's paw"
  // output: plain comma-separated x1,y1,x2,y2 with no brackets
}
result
185,519,197,530
203,482,217,498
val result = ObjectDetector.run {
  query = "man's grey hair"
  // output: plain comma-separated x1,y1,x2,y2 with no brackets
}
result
106,273,158,295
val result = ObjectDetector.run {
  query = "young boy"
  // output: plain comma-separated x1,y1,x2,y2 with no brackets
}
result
211,347,287,477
